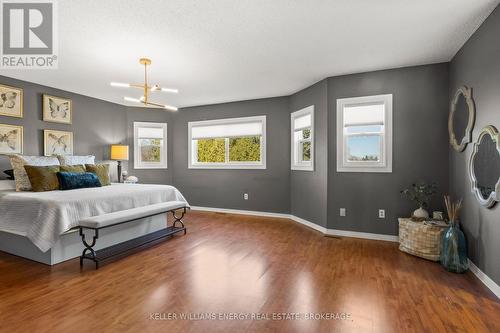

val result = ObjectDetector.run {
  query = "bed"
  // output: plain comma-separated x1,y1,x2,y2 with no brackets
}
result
0,182,189,265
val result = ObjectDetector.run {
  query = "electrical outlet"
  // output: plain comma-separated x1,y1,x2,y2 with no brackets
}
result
340,208,346,216
379,209,385,218
244,193,249,200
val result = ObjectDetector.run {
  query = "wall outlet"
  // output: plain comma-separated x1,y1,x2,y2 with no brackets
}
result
340,208,346,216
379,209,385,218
244,193,249,200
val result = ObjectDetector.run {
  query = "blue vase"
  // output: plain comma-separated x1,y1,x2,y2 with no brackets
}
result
440,222,468,273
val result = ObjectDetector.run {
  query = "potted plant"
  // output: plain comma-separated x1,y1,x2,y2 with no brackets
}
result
400,182,438,218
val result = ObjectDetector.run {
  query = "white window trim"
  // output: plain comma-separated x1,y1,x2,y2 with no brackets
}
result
291,106,314,171
336,94,392,173
133,121,168,169
188,115,266,169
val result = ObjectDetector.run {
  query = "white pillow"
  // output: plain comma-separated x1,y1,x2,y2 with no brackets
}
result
0,180,15,191
9,155,60,191
57,155,95,166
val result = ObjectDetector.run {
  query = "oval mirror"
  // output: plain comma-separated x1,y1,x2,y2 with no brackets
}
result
469,126,500,208
449,86,475,152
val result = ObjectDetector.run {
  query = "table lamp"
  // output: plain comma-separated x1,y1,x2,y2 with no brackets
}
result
110,144,129,182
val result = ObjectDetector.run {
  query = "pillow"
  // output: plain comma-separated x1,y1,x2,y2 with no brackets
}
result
4,169,14,180
57,172,102,190
96,160,118,182
24,165,61,192
9,155,60,191
85,164,110,186
60,164,86,173
57,155,95,166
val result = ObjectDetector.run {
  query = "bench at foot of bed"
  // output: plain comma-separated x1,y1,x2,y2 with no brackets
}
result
79,201,188,269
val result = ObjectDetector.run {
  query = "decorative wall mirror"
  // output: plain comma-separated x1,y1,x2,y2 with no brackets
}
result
449,86,475,152
469,126,500,208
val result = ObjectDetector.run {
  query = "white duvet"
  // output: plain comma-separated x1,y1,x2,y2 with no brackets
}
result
0,183,189,252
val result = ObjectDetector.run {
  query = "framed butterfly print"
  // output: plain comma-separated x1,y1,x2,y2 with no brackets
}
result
0,84,23,118
43,95,72,124
0,124,23,154
44,129,73,156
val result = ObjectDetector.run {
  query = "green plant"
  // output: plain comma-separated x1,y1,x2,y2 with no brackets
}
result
400,182,438,209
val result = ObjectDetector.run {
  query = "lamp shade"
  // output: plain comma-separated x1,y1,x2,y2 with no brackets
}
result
110,145,129,161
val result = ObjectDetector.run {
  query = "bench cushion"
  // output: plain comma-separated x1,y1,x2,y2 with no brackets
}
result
79,201,187,229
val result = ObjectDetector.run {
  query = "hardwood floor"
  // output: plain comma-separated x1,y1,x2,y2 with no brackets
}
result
0,211,499,333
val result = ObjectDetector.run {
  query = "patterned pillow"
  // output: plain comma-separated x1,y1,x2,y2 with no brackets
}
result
85,164,110,186
24,165,61,192
9,155,61,191
60,164,86,173
57,155,95,166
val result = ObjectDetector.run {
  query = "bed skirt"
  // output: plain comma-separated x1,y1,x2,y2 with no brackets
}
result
0,213,167,265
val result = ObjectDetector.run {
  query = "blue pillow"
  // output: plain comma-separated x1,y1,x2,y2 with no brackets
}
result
57,172,102,190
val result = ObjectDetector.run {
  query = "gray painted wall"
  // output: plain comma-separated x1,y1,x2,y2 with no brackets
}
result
449,5,500,285
289,80,328,227
172,97,291,213
326,64,450,234
0,75,127,177
0,76,172,184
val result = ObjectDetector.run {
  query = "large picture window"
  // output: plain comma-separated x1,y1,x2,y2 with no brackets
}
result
336,94,392,172
291,106,314,171
188,116,266,169
133,122,168,169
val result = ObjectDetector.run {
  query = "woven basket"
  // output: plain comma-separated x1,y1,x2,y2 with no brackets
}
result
398,218,448,261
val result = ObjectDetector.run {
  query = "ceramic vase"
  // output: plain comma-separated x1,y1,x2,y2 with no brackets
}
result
440,221,468,273
413,207,429,218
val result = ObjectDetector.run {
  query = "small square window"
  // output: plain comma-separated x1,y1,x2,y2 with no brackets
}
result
134,122,168,169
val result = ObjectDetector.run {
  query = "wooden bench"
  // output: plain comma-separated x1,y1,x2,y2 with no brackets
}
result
79,201,188,269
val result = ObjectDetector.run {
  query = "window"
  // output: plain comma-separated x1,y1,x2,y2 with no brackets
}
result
133,122,167,169
336,94,392,172
291,106,314,171
188,115,266,169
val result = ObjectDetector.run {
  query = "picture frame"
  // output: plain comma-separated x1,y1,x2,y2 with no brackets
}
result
43,94,72,124
0,84,23,118
0,123,23,154
44,129,73,156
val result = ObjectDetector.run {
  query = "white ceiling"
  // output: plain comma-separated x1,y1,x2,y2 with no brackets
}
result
3,0,499,108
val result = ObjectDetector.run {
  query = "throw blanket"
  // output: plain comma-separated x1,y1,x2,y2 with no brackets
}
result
0,184,189,252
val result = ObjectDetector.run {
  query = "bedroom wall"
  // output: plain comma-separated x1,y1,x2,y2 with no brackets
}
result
449,5,500,285
172,97,291,213
326,63,450,235
0,76,127,178
289,80,328,227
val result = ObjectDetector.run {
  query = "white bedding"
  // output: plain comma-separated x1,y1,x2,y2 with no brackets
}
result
0,184,189,252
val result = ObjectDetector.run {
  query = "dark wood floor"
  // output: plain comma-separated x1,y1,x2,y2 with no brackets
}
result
0,211,499,333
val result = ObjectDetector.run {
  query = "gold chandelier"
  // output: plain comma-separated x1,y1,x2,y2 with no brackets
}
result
111,58,178,111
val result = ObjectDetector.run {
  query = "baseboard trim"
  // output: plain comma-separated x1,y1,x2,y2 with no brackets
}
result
325,228,399,242
190,206,290,219
468,259,500,299
289,215,327,234
191,206,396,242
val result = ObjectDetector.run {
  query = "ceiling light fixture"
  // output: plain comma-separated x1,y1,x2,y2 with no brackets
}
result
111,58,178,111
